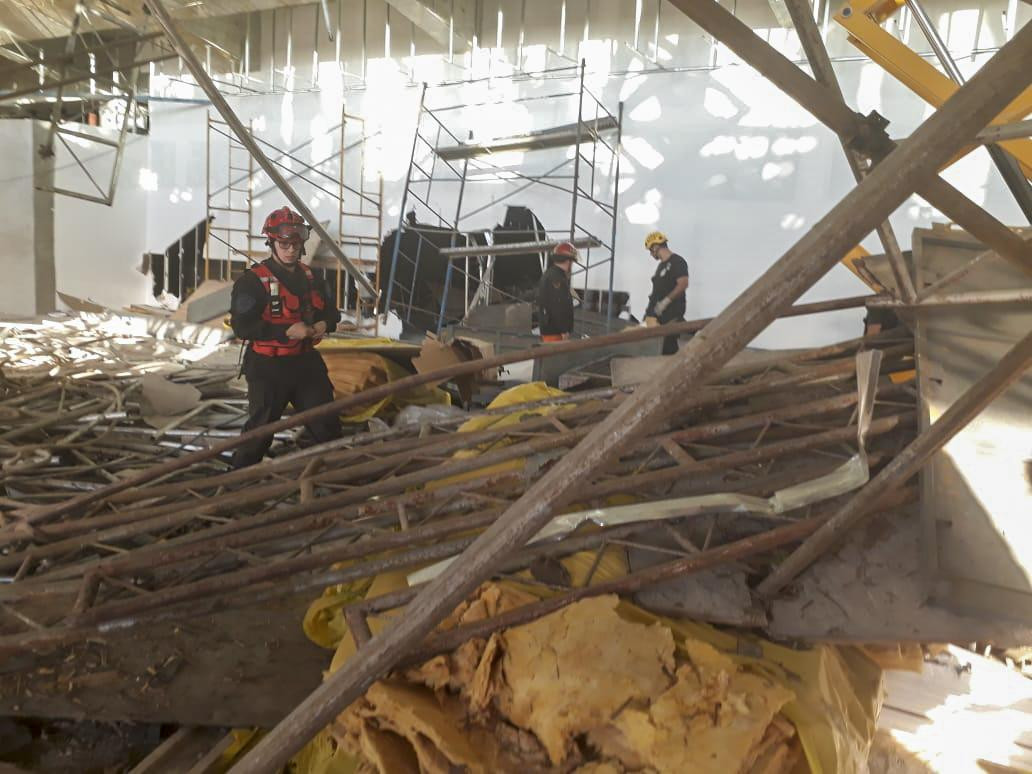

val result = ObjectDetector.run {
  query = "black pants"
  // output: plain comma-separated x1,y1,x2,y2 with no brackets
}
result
231,350,341,469
658,309,685,355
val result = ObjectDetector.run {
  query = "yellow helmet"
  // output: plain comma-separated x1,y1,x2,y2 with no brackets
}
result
644,231,667,249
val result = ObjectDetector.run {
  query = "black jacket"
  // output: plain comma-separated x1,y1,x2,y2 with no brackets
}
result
229,258,339,344
536,264,574,336
646,253,689,322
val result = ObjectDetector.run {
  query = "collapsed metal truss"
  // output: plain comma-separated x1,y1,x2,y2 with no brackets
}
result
227,7,1031,769
0,0,1029,769
0,304,911,653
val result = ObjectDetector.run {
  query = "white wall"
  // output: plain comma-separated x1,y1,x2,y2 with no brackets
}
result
50,132,151,309
45,0,1031,345
0,121,48,317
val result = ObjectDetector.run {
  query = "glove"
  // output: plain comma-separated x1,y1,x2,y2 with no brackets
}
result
654,297,671,316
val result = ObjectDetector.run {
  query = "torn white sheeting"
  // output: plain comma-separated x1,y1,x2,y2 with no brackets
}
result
409,350,883,586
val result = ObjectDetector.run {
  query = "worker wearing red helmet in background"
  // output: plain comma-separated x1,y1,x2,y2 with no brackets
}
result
536,241,578,342
228,206,342,468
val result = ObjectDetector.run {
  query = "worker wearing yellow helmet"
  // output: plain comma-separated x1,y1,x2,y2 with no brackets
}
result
644,230,690,355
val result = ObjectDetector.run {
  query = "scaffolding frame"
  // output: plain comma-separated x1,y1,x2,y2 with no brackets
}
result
384,60,624,334
31,0,151,207
204,107,383,331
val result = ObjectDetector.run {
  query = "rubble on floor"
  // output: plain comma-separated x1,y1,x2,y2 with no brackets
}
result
0,297,1029,774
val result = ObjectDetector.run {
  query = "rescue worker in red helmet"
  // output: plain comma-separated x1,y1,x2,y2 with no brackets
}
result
228,206,342,468
536,241,578,342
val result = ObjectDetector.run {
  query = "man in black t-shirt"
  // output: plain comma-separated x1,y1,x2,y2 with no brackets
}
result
644,230,690,355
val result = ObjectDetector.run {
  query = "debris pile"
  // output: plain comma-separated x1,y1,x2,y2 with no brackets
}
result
335,591,801,773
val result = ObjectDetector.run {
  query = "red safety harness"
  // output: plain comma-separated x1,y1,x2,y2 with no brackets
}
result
249,262,326,357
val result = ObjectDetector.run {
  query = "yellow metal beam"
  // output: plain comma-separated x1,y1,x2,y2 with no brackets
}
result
836,3,1032,177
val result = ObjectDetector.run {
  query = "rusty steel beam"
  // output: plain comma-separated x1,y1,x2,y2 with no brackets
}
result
758,328,1032,595
667,0,1032,277
232,23,1032,774
10,293,874,533
782,0,917,301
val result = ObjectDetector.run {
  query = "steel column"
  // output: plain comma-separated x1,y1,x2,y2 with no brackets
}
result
905,0,1032,224
232,23,1032,774
783,0,917,301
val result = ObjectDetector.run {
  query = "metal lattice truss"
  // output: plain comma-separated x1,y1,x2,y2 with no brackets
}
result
0,0,1029,769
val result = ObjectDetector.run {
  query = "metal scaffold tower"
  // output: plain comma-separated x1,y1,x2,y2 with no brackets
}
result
384,61,624,335
204,107,383,330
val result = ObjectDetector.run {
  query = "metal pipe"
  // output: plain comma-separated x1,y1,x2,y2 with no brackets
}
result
384,83,428,315
319,0,335,42
569,60,586,241
606,101,624,328
759,328,1032,595
977,119,1032,144
905,0,1032,225
233,20,1032,774
143,0,375,299
11,293,879,534
783,0,917,302
670,0,1032,275
439,236,600,258
870,287,1032,307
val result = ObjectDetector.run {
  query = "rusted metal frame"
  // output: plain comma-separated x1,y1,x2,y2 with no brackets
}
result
0,452,850,613
15,294,877,532
112,398,614,506
236,28,1032,769
667,0,1032,277
31,403,612,542
7,376,901,601
758,328,1032,595
871,288,1032,307
1,425,595,574
70,511,514,625
60,482,850,641
903,0,1032,224
347,513,771,643
11,370,811,584
2,366,875,584
587,414,909,501
386,489,919,667
605,414,864,477
143,0,375,298
781,0,916,301
0,509,738,653
15,470,534,590
103,328,886,506
8,347,891,570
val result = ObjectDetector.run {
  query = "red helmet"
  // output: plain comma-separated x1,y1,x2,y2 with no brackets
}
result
262,207,310,244
551,241,579,262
